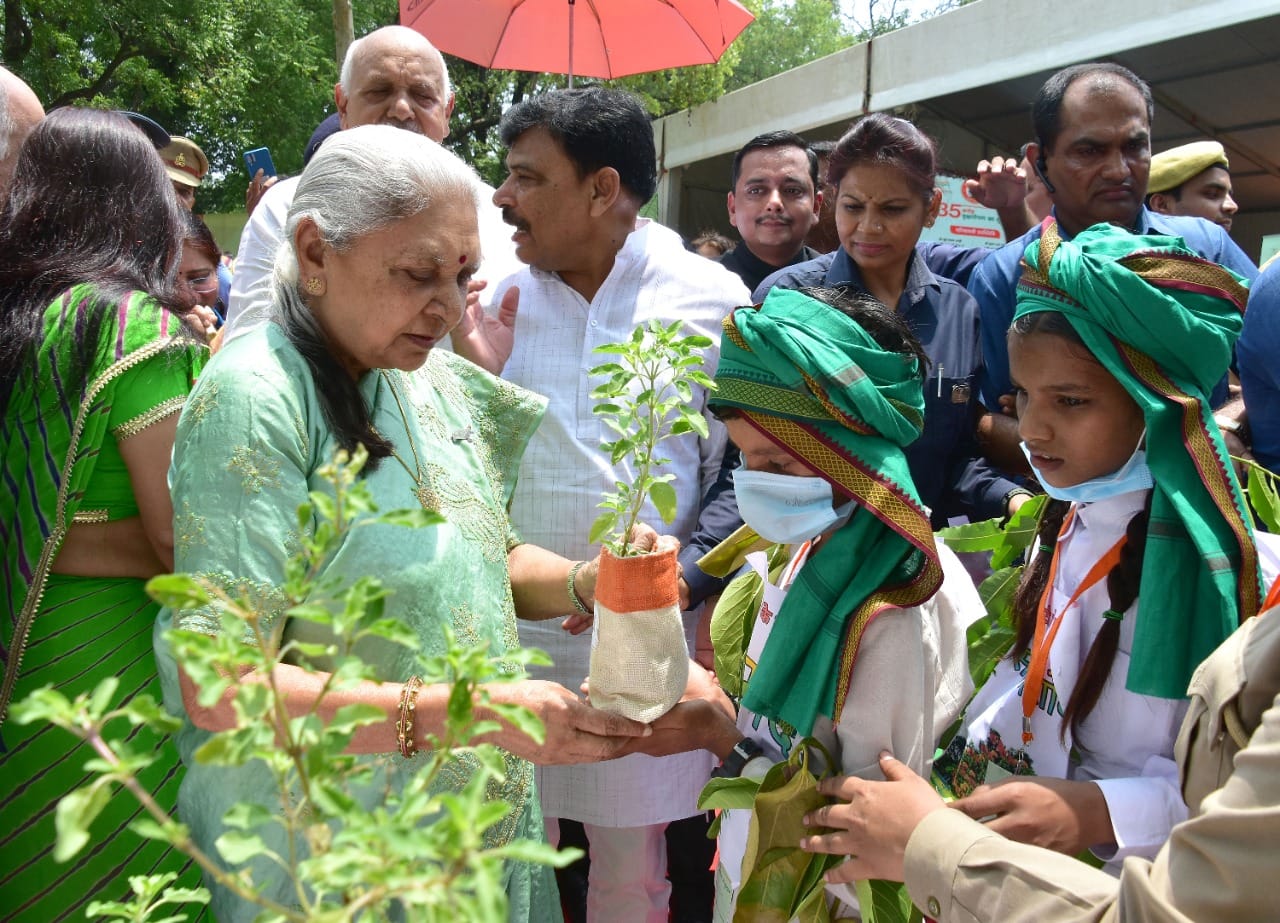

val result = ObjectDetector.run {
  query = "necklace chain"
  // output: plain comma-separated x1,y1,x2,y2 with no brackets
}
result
379,371,429,498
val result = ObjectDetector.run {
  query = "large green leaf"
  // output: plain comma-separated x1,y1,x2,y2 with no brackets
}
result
734,742,834,923
1248,463,1280,533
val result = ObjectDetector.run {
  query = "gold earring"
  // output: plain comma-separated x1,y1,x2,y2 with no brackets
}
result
305,277,324,295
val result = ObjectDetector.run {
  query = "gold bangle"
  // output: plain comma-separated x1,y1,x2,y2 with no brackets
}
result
397,675,423,759
567,560,591,615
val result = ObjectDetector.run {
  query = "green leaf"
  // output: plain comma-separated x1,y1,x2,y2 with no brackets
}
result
649,481,678,524
490,838,572,867
684,413,710,439
486,701,547,746
145,574,211,610
330,702,386,734
378,508,447,529
697,775,763,811
88,676,121,718
991,494,1048,569
215,830,270,864
936,518,1004,553
1248,463,1280,533
588,512,616,545
856,877,923,923
977,566,1022,625
54,783,111,861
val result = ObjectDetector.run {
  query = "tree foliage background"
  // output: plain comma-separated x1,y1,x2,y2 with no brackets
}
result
2,0,934,210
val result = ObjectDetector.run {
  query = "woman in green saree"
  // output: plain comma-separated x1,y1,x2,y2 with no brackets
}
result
0,109,209,920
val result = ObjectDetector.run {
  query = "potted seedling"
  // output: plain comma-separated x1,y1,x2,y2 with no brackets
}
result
586,319,715,722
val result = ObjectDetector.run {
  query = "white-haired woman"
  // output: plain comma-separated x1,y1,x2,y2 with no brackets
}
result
155,125,657,922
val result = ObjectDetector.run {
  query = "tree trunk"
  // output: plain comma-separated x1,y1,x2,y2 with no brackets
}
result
332,0,354,66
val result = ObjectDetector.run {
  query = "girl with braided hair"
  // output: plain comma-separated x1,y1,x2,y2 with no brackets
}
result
800,221,1280,885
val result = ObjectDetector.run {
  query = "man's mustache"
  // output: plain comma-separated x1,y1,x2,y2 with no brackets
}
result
502,208,530,232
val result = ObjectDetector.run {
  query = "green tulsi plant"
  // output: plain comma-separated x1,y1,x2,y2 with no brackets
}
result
587,319,716,557
11,446,573,923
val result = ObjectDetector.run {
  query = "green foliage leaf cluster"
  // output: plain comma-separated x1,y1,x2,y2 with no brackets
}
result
698,738,920,923
10,446,566,922
938,497,1045,689
588,319,716,556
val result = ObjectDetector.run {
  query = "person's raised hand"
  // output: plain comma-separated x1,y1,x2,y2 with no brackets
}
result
245,168,278,218
951,776,1113,855
482,679,650,764
962,155,1028,210
450,283,519,375
798,752,945,884
182,304,219,341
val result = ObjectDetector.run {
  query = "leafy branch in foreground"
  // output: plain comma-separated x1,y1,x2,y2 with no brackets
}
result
588,319,715,557
11,446,574,922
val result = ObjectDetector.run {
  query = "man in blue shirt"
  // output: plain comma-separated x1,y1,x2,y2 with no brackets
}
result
968,63,1257,419
1238,258,1280,473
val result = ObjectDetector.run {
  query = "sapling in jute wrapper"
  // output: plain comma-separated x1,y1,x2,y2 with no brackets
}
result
586,320,713,722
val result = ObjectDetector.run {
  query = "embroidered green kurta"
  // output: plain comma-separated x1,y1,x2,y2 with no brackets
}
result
155,323,557,922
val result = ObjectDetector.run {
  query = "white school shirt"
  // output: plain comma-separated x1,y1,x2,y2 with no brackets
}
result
221,174,521,344
499,218,750,826
716,538,983,914
957,489,1280,870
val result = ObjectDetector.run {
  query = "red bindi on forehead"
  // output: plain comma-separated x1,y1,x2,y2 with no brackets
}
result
459,254,467,264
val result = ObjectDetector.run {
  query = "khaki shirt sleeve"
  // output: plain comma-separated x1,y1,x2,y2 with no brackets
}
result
903,809,1118,923
904,691,1280,923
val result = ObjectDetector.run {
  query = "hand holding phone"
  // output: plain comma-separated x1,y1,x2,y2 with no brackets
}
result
243,147,277,180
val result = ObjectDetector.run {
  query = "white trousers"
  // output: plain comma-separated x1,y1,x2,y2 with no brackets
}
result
547,817,670,923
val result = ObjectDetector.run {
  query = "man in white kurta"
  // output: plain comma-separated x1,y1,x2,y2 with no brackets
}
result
491,87,750,921
221,25,521,346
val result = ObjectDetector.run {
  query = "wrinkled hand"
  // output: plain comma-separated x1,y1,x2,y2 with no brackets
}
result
951,776,1113,855
617,661,738,759
450,283,519,375
483,679,651,765
798,752,944,883
245,169,278,217
962,155,1028,210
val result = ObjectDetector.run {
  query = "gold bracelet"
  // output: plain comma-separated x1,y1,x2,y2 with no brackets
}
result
567,560,591,615
397,675,424,759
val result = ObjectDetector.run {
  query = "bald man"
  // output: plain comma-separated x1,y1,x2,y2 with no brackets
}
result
223,26,520,350
0,67,44,198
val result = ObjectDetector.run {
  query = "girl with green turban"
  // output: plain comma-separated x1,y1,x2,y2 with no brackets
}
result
922,220,1277,873
700,285,984,918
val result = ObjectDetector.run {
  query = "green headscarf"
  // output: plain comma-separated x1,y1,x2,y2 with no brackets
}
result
710,287,942,735
1017,220,1259,699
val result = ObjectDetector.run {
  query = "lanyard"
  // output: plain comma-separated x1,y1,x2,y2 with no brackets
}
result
778,540,814,590
1021,509,1127,744
1263,575,1280,614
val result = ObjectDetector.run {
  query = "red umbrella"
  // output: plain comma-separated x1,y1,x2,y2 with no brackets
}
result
401,0,755,86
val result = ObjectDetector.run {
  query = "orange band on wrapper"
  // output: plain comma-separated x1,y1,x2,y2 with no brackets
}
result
595,545,680,612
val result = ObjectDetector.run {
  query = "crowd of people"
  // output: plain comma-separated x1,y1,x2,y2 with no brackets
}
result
1,23,1279,923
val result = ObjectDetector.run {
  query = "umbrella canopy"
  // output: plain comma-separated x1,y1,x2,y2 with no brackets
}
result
402,0,755,82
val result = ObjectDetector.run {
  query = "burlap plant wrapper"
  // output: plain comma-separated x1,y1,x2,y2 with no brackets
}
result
589,545,689,722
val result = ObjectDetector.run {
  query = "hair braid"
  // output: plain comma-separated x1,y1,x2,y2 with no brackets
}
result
1011,498,1072,660
1059,493,1152,740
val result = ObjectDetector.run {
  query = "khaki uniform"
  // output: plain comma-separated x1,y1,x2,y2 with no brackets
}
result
903,608,1280,922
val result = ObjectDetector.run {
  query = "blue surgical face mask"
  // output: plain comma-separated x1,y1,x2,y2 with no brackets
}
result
1020,432,1153,504
732,468,851,544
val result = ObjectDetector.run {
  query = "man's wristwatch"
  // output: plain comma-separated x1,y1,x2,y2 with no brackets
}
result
712,738,766,779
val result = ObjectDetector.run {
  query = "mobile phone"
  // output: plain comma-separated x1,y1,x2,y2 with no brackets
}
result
243,147,277,179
